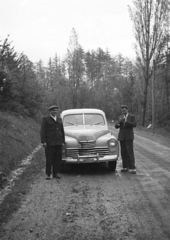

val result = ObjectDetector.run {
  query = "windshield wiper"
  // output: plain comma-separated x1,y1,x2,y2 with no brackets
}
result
65,121,76,125
92,122,103,125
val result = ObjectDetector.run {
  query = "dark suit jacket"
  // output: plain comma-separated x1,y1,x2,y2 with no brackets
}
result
115,113,136,141
40,116,65,146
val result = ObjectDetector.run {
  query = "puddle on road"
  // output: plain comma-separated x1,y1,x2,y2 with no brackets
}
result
0,145,42,204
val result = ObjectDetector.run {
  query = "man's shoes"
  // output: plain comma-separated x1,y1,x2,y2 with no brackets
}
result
121,168,128,172
53,174,61,179
46,176,50,180
131,169,136,174
129,169,136,174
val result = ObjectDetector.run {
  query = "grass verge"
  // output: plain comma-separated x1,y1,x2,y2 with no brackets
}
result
0,148,45,234
0,111,41,177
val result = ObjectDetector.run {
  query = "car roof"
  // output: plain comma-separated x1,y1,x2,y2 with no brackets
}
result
61,108,105,116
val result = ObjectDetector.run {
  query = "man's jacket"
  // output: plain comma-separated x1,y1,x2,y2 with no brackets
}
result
40,116,65,146
115,113,136,141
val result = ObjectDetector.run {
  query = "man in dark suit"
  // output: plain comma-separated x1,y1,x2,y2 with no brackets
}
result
40,105,65,180
115,105,136,174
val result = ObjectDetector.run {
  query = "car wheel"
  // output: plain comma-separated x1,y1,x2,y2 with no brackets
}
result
108,161,117,172
60,163,67,173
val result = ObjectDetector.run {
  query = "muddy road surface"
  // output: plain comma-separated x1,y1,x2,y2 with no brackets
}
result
1,129,170,240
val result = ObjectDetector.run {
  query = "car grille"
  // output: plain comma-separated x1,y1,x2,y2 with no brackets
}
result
66,147,109,158
79,142,96,148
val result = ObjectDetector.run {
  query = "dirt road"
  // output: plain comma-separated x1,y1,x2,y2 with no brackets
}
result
1,128,170,240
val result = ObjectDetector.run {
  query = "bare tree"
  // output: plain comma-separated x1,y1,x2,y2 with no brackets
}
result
129,0,170,126
66,28,85,108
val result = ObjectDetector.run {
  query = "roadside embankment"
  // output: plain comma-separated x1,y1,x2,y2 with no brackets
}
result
0,111,41,185
0,111,45,227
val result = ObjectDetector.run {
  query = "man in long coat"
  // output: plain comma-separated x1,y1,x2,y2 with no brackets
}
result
40,105,65,179
115,105,137,174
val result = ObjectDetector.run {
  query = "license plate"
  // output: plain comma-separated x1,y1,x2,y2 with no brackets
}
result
84,158,95,163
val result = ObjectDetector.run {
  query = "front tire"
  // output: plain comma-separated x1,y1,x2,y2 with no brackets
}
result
108,161,117,172
60,163,67,173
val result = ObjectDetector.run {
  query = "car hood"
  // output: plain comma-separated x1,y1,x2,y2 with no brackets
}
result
64,126,110,142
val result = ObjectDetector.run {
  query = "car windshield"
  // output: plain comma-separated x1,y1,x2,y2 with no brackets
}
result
84,114,105,125
63,113,105,127
63,114,83,126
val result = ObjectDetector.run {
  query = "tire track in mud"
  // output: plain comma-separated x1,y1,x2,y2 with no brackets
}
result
128,143,170,239
135,141,170,171
124,173,170,240
131,127,170,239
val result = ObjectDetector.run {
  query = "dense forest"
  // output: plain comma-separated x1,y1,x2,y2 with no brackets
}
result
0,0,170,128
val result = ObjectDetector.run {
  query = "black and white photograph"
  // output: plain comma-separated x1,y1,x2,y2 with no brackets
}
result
0,0,170,239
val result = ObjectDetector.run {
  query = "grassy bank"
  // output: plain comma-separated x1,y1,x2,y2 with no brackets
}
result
0,111,41,177
0,111,45,231
0,148,45,232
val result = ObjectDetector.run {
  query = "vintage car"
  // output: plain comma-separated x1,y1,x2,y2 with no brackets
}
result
61,108,119,171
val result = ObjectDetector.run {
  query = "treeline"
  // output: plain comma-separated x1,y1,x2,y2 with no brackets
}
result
0,38,43,117
0,30,169,128
0,0,170,128
0,33,137,121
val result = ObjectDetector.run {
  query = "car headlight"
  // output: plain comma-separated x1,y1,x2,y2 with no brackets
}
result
108,138,117,152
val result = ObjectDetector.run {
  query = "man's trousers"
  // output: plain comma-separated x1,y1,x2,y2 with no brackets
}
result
120,140,135,169
45,145,62,176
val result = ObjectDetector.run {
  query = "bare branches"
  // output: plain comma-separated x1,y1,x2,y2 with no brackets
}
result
130,0,170,64
129,0,170,126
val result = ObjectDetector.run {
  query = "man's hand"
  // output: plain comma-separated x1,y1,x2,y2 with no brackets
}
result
118,116,125,123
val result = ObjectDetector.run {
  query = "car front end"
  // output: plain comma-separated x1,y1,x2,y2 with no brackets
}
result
61,109,119,171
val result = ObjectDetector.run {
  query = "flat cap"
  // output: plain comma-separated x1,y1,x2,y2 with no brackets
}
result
121,104,128,109
49,105,58,111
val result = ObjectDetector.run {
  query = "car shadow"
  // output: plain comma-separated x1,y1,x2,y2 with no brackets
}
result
61,163,116,176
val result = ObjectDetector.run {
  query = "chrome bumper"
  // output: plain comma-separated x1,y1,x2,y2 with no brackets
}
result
62,154,118,164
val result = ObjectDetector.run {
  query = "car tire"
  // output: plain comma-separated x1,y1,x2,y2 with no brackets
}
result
60,163,67,173
108,161,117,172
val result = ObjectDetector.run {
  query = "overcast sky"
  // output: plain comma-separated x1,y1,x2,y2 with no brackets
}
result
0,0,135,64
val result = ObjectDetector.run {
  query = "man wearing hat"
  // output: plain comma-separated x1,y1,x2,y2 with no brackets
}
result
40,105,65,180
115,105,137,174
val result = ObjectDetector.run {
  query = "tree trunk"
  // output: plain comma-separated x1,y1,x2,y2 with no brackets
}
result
142,76,149,127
